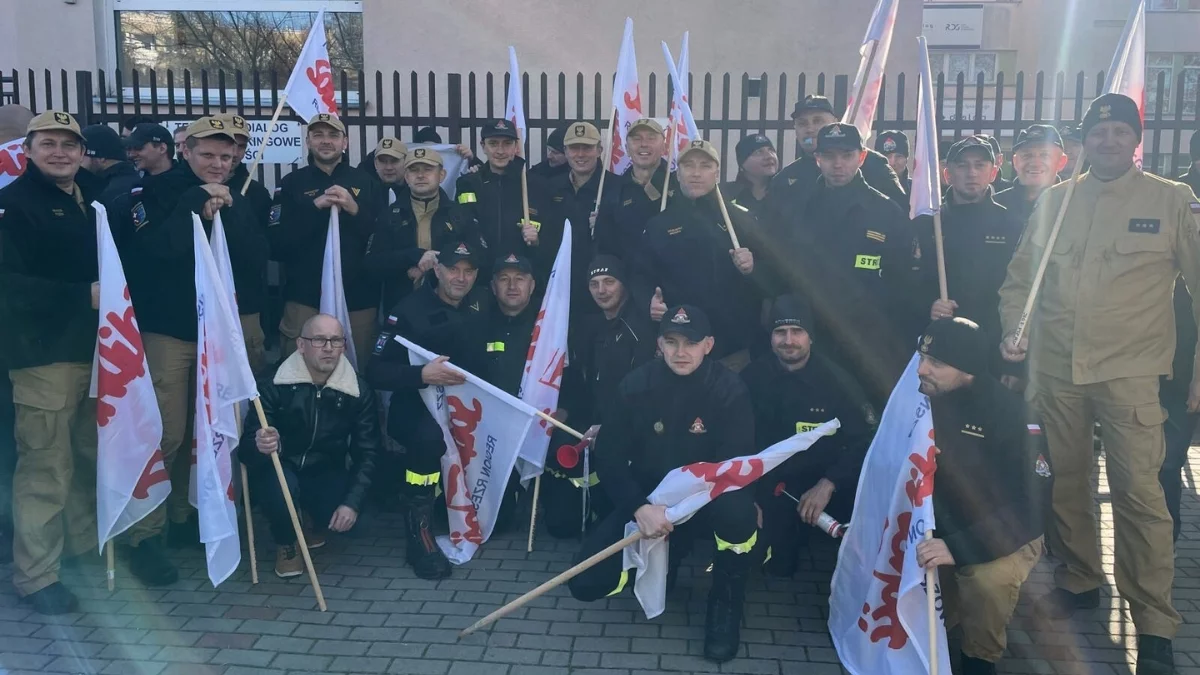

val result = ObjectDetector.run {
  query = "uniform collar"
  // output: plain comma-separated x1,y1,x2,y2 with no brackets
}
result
273,351,360,397
20,159,78,196
1081,163,1140,195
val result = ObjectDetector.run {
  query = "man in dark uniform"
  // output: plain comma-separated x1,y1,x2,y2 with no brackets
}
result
1060,124,1086,174
567,305,760,664
981,135,1013,193
81,124,139,200
363,136,407,207
366,241,488,580
875,130,911,195
529,124,569,179
1180,131,1200,197
594,118,674,263
995,125,1068,225
270,113,379,360
110,115,268,583
124,123,175,178
743,295,872,577
915,317,1048,675
720,133,778,216
545,121,608,299
0,111,99,614
634,139,771,370
1160,281,1199,544
765,95,906,228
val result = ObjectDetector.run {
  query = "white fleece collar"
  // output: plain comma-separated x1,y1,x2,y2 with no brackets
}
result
272,351,360,397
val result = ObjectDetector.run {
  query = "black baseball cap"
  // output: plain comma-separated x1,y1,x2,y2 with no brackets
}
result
1013,124,1064,152
125,123,175,155
481,119,520,141
439,241,480,268
82,124,126,161
814,123,863,152
493,252,534,275
946,136,996,163
919,317,989,377
1060,124,1082,143
659,304,713,341
875,130,910,156
769,295,814,332
791,95,836,119
979,134,1003,158
546,125,568,152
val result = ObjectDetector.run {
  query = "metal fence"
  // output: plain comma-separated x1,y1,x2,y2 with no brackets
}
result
3,67,1198,183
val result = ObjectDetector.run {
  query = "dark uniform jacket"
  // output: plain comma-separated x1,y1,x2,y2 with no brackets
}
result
452,156,549,272
594,160,675,263
480,302,538,397
1179,167,1200,200
740,353,873,493
719,178,768,217
110,163,268,342
991,173,1014,194
237,354,380,513
366,282,488,446
270,158,379,311
0,162,99,370
595,358,755,518
931,376,1049,567
633,190,773,359
765,148,906,228
226,163,272,316
529,158,569,180
567,295,658,426
544,164,614,309
994,182,1050,226
88,161,141,204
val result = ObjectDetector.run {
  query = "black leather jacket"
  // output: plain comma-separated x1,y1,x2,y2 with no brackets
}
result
237,355,380,512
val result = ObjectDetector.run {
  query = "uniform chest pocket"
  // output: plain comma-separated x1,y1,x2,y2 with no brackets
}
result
1114,235,1170,256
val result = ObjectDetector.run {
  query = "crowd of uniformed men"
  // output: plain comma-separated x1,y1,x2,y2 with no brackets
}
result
1,88,1199,673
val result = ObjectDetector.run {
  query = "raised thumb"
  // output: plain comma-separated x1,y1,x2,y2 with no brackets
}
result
653,286,663,300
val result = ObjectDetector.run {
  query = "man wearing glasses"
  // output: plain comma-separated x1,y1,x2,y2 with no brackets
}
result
237,314,381,579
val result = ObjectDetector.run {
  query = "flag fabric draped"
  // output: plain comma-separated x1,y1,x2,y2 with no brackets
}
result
209,212,243,321
843,0,898,143
320,205,357,367
0,137,25,190
623,422,838,619
515,224,572,482
910,37,942,221
607,18,643,174
662,42,700,158
400,337,540,564
408,143,469,198
92,202,167,547
193,218,259,586
282,9,337,121
664,33,693,170
1104,0,1146,166
829,355,951,675
506,47,528,148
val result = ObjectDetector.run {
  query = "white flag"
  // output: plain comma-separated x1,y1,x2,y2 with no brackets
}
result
1104,0,1145,166
400,337,539,564
910,37,942,221
515,223,572,481
282,9,338,123
607,18,643,174
665,33,692,170
0,137,24,190
193,218,259,586
408,142,469,199
623,423,838,619
843,0,898,142
829,355,951,675
506,47,528,147
92,202,168,547
663,42,701,163
209,212,243,324
320,205,357,367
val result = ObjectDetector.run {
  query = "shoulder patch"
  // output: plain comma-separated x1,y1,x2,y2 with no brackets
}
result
373,332,391,354
268,204,281,227
132,202,148,230
130,186,143,196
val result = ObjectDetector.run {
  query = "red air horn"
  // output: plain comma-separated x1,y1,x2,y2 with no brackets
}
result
556,439,592,469
774,482,848,538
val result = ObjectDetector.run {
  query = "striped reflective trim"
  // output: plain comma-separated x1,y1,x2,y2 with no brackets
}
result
405,470,440,486
486,342,506,353
457,192,477,204
606,569,630,597
568,473,600,489
715,530,758,554
854,254,881,270
866,230,886,243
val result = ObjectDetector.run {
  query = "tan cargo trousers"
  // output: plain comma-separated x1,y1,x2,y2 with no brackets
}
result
942,537,1044,662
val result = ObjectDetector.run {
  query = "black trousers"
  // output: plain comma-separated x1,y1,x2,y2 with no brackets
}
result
759,473,854,571
1159,380,1198,543
0,372,14,531
250,461,348,546
567,488,758,602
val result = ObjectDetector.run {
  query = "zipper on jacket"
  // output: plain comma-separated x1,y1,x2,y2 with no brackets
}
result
300,388,322,470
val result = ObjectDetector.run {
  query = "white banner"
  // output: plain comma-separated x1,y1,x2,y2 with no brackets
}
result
911,38,942,221
830,355,951,675
92,202,168,547
283,8,338,122
408,142,469,199
163,119,304,165
320,205,357,367
607,17,643,174
665,33,692,170
0,137,25,189
844,0,898,142
400,337,539,565
506,46,528,146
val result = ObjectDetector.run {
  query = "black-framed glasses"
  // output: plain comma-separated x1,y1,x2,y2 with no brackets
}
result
300,336,346,349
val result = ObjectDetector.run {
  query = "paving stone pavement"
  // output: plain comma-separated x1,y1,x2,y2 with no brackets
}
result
0,447,1199,675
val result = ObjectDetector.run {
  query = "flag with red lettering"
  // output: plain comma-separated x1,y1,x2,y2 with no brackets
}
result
283,8,337,122
193,218,258,586
622,422,839,619
1104,0,1145,166
910,37,941,221
399,336,540,565
515,224,571,481
606,18,643,174
506,47,528,150
92,202,167,547
843,0,897,142
664,33,693,170
829,355,951,675
320,205,357,367
0,137,25,189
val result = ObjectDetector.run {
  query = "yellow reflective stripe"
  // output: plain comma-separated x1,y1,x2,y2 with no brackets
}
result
457,192,477,204
568,473,600,489
715,530,758,555
486,341,506,353
606,569,630,597
796,422,838,436
520,219,542,232
762,545,773,566
854,254,881,270
405,470,441,486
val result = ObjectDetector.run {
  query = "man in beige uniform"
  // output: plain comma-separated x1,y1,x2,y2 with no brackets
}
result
998,93,1199,675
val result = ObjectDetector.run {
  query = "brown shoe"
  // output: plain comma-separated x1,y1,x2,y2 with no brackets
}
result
274,544,304,578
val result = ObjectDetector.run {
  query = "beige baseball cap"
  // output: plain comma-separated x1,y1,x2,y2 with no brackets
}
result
564,121,602,146
405,146,443,168
628,118,664,136
376,136,407,160
213,113,250,139
679,139,720,165
307,112,346,134
26,110,83,139
184,116,237,141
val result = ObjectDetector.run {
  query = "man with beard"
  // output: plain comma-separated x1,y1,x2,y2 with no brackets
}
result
594,118,675,262
995,125,1069,225
530,124,569,179
720,134,778,216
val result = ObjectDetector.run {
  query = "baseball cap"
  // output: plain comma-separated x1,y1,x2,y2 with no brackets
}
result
184,116,237,141
769,295,814,332
82,124,126,160
1013,124,1064,152
1060,124,1082,143
946,136,996,163
375,136,407,161
791,95,836,119
405,146,443,168
679,139,720,165
546,125,568,151
814,123,863,153
213,113,250,139
481,119,520,140
628,118,664,136
493,252,534,276
659,304,713,342
439,241,479,268
125,123,175,154
564,121,602,146
307,113,346,134
26,110,83,139
875,130,910,156
919,317,989,377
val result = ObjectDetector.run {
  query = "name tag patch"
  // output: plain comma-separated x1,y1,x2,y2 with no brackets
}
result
854,254,881,271
796,422,838,436
1129,218,1160,234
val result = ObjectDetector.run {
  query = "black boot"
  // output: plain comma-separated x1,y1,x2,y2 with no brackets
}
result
1033,587,1100,620
405,498,451,580
1137,635,1175,675
21,582,78,615
704,565,748,663
127,537,179,586
166,515,201,549
961,654,997,675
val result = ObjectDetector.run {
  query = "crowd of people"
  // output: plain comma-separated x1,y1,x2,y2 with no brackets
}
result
0,88,1198,674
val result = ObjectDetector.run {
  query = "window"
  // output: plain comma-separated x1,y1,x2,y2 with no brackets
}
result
930,51,1000,84
1147,53,1200,117
1148,0,1200,10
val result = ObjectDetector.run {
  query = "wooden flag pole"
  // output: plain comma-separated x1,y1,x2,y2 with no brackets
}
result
105,541,115,591
461,530,644,638
240,463,259,585
713,185,742,249
527,411,586,552
933,211,948,302
1010,149,1088,346
593,106,620,215
251,397,327,611
240,92,289,196
925,529,938,675
659,133,676,212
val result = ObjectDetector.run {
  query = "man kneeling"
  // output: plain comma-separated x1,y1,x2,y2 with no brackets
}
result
567,305,759,664
238,314,381,578
915,318,1049,675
